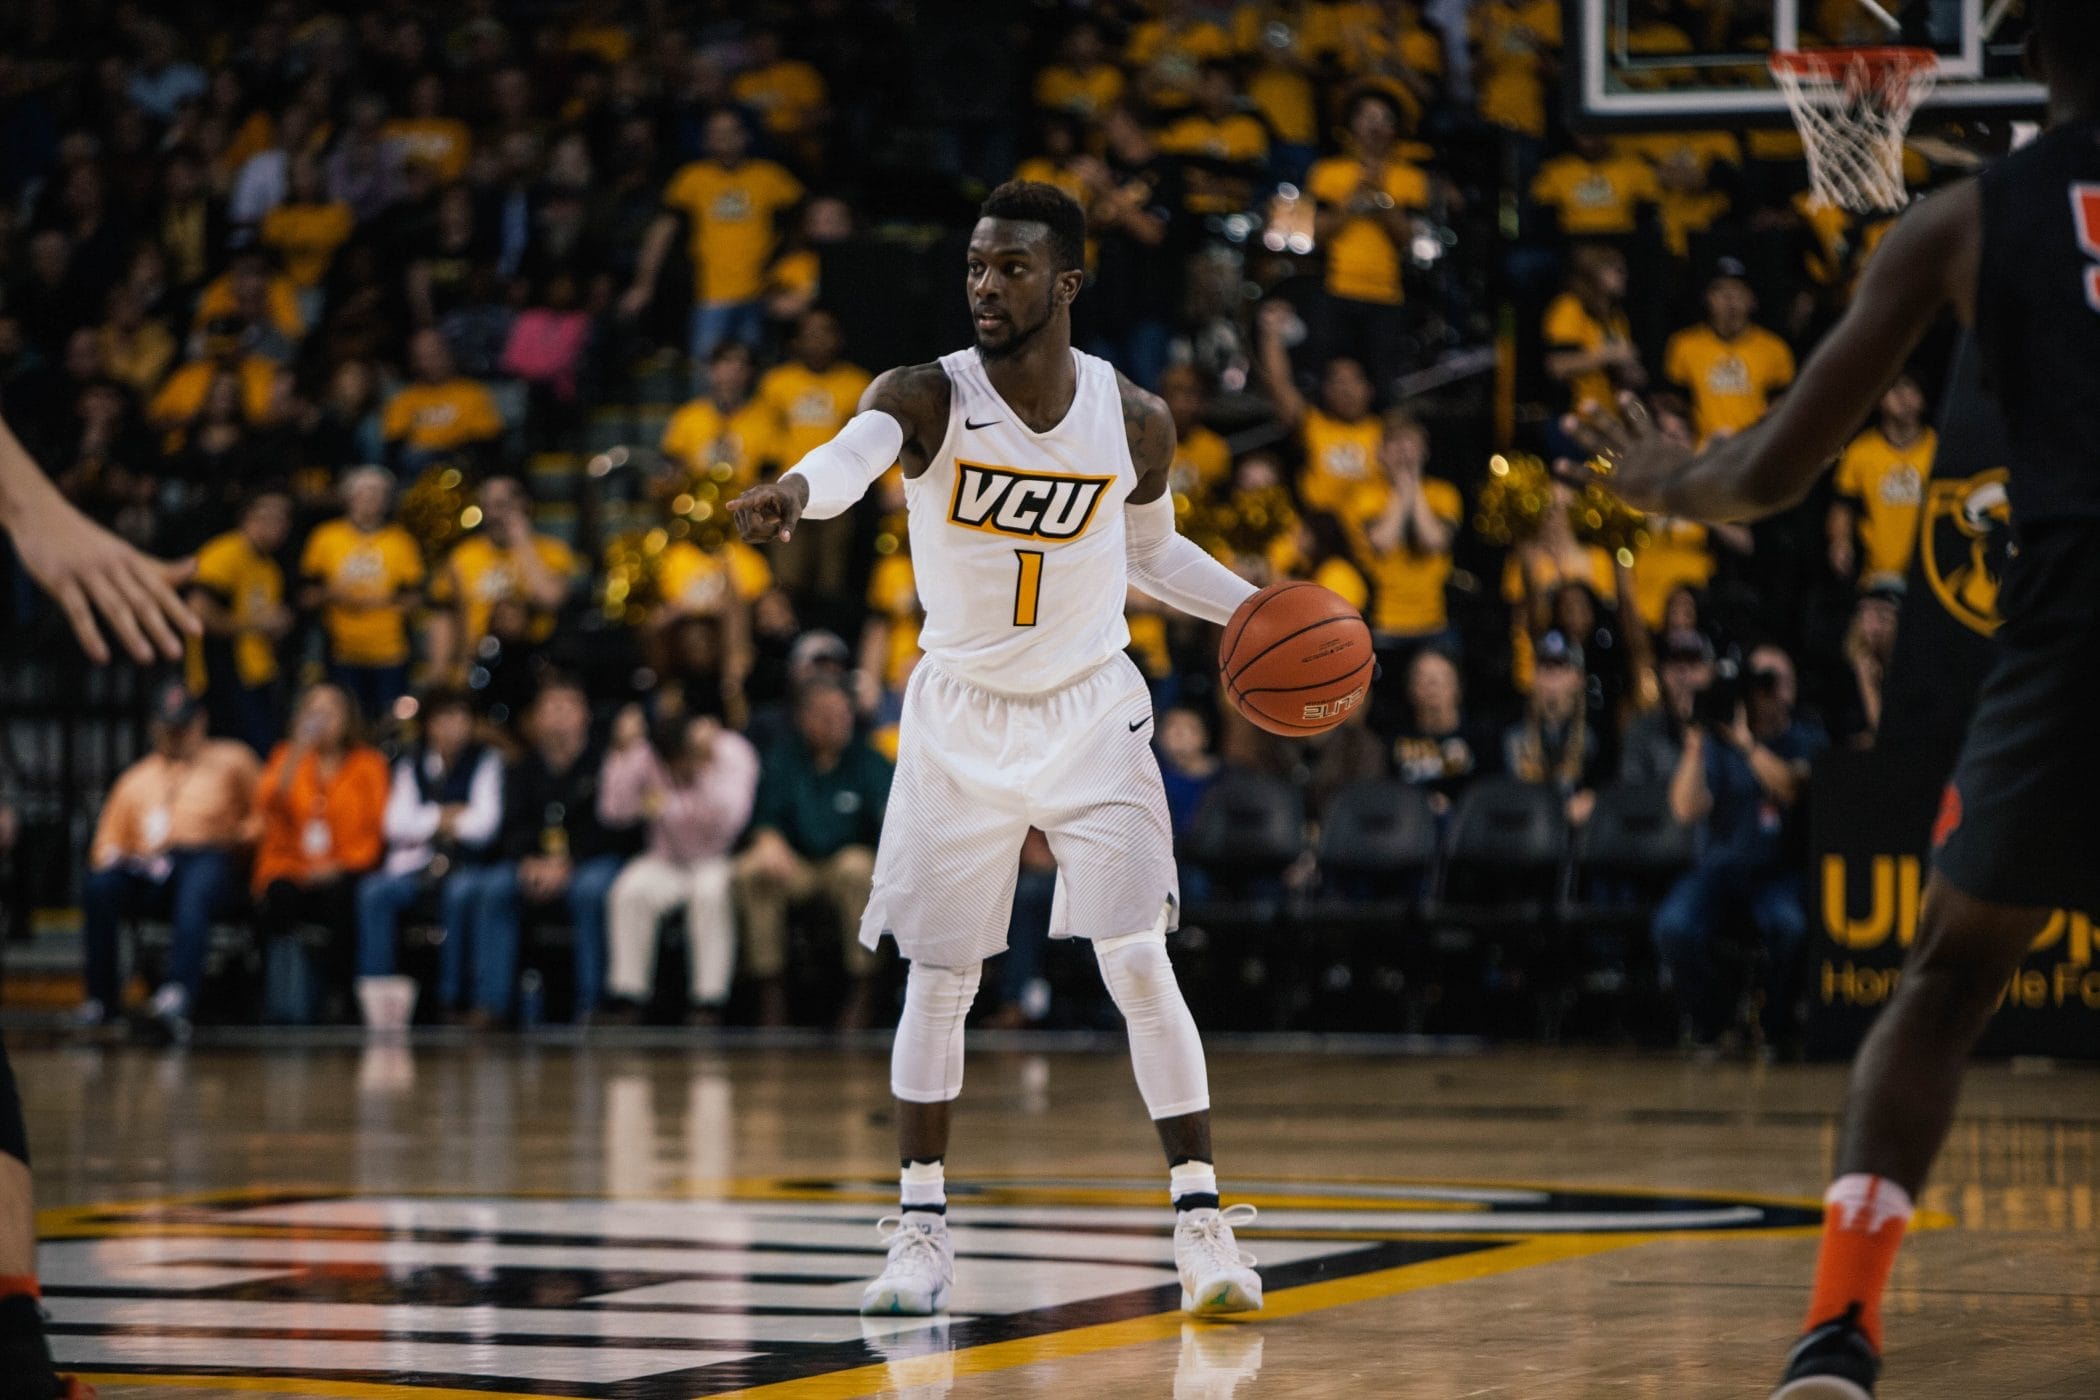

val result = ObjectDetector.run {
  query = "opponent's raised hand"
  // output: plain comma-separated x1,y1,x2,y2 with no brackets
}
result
729,474,810,545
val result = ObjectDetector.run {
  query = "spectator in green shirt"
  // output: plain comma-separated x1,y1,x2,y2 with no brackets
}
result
734,679,892,1028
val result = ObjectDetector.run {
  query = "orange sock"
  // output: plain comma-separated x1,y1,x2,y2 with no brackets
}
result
1803,1173,1912,1352
0,1275,37,1299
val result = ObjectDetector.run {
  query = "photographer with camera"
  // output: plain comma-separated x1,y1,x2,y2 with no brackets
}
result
1653,642,1828,1052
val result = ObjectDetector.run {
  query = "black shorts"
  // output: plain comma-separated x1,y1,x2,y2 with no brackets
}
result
1933,532,2100,912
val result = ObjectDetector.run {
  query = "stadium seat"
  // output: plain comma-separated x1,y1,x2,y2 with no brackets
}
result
1290,779,1441,1031
1552,783,1695,1042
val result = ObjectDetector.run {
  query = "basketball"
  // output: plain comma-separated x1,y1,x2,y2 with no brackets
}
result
1219,582,1374,736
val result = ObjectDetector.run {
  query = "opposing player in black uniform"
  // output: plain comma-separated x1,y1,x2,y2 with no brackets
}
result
1567,4,2100,1394
0,409,197,1398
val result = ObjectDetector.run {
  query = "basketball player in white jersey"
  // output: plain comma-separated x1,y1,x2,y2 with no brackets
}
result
730,182,1265,1318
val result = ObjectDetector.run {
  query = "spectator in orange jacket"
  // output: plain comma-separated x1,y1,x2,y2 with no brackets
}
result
251,685,390,1006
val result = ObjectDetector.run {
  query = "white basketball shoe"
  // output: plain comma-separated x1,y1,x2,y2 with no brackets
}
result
860,1214,954,1316
1175,1204,1263,1315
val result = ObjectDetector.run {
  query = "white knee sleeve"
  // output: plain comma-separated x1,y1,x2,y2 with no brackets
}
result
1095,930,1210,1120
890,961,982,1104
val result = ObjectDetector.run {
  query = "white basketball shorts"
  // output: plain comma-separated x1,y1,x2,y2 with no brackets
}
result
858,652,1179,968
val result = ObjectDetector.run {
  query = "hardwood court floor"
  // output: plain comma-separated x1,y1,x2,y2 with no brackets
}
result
16,1036,2099,1399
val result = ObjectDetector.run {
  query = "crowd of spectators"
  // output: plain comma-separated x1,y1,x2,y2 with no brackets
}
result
0,1,1961,1050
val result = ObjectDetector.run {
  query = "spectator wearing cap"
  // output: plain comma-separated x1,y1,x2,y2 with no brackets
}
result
1620,629,1715,786
300,467,426,719
746,629,853,754
1663,258,1796,447
624,107,804,371
1828,372,1935,590
473,677,634,1022
354,690,506,1026
1655,642,1829,1049
80,682,260,1039
734,679,892,1029
381,328,506,476
1504,629,1606,827
425,476,581,682
185,490,294,755
250,684,390,1008
597,705,761,1025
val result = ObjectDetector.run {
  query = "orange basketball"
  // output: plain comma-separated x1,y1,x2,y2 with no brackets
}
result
1219,582,1375,736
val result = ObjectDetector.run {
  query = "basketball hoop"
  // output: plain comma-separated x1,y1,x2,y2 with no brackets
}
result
1770,47,1938,213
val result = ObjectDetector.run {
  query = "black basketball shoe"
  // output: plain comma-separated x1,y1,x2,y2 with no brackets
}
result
1770,1307,1881,1399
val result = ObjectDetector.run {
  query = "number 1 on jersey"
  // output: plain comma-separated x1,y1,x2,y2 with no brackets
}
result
1013,550,1043,627
2076,185,2100,313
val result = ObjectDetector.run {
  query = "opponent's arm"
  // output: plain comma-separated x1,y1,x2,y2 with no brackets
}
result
729,363,951,545
1568,180,1978,522
1121,374,1257,625
0,413,199,663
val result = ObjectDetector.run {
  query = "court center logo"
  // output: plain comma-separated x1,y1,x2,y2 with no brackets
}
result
1920,467,2013,637
43,1178,1822,1398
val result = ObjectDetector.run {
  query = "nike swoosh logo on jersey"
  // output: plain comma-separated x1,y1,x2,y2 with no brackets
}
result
1128,716,1149,732
964,417,1003,430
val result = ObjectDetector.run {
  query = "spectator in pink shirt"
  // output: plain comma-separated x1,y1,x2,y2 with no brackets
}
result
596,706,760,1024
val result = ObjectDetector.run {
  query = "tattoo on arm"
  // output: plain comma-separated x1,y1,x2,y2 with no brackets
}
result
1118,372,1177,504
859,363,952,477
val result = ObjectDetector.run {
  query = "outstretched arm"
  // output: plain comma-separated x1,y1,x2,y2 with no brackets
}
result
0,413,200,663
1121,374,1258,625
729,363,950,544
1568,180,1978,522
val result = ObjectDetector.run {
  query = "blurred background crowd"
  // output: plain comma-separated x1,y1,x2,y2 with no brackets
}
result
0,0,1955,1052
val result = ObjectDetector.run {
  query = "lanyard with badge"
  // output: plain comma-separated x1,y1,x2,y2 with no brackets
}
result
542,801,569,858
300,753,334,860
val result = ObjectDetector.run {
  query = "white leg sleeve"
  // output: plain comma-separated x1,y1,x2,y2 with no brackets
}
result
890,961,983,1104
1095,928,1210,1120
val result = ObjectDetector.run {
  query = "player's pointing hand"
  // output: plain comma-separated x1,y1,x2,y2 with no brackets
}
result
1558,393,1692,516
729,475,809,545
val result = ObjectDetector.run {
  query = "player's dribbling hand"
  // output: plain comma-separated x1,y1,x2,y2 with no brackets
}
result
728,475,808,545
1557,393,1692,515
8,485,201,665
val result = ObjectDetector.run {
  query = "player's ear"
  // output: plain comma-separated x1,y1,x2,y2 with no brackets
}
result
1056,267,1084,306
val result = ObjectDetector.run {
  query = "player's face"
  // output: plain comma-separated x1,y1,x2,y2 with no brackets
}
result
967,221,1071,360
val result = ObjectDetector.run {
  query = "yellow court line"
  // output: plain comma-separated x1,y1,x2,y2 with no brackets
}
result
698,1233,1637,1400
70,1375,546,1400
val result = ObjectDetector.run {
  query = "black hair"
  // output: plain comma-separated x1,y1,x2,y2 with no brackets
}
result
978,180,1087,274
709,339,757,365
418,686,474,718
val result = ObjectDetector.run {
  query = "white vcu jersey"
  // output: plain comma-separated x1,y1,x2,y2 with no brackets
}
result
907,347,1135,695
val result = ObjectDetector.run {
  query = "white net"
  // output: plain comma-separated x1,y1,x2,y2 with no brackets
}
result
1770,48,1938,213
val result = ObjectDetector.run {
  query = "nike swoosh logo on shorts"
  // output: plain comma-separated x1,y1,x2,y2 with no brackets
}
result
964,417,1002,430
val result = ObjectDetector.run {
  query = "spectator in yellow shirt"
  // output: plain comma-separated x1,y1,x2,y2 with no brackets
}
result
1529,134,1660,239
1315,0,1448,132
1160,364,1233,503
730,28,830,162
96,286,176,402
1830,373,1936,589
1304,90,1431,393
1662,258,1796,445
186,489,294,753
426,475,581,679
1127,0,1236,111
757,308,873,600
382,328,506,473
383,72,472,184
300,466,426,716
660,341,780,496
260,154,353,313
764,195,855,331
1035,19,1127,119
1235,4,1319,180
1157,63,1272,215
1256,298,1387,517
192,249,306,362
147,334,284,450
1542,244,1644,416
625,109,805,376
1349,411,1462,647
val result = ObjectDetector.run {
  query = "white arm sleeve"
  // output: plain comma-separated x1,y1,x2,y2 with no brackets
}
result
782,410,906,520
1124,492,1257,626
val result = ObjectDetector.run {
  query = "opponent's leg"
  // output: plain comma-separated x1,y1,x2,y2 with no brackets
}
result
0,1039,87,1398
1775,875,2047,1398
862,960,981,1316
1094,927,1261,1316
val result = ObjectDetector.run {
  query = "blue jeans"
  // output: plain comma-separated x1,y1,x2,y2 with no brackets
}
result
329,663,409,724
356,868,430,979
688,299,764,376
478,855,621,1018
82,849,240,1007
435,864,515,1014
1651,861,1810,1041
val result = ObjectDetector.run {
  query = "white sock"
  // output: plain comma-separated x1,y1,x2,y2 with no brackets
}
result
1171,1160,1219,1214
900,1160,946,1222
1825,1173,1914,1232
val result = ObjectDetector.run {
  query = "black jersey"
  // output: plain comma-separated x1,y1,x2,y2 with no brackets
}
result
1975,120,2100,531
